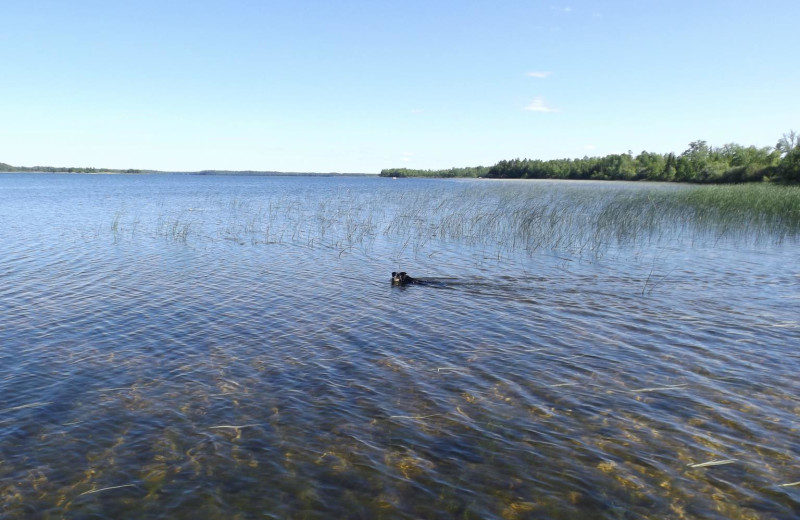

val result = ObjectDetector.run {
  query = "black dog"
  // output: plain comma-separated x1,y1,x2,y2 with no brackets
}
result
391,271,419,286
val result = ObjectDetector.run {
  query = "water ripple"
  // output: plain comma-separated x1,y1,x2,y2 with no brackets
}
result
1,175,799,519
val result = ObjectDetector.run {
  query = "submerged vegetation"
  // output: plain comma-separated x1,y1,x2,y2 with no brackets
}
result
381,130,800,184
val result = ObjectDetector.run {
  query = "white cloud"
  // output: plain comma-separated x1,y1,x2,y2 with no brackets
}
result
526,71,552,79
524,97,558,113
584,144,597,151
411,108,424,114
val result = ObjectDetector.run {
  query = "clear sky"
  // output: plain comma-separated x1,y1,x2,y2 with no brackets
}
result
2,0,799,173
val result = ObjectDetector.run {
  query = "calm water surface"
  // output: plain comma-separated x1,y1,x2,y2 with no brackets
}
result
1,174,798,519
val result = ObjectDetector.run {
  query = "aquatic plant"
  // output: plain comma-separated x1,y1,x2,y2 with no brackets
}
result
376,182,800,260
105,181,800,262
155,211,194,242
672,183,800,238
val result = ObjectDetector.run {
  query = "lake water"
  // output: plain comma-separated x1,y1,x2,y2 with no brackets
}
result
1,173,798,519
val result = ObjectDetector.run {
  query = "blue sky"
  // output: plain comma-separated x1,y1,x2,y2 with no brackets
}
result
2,0,799,173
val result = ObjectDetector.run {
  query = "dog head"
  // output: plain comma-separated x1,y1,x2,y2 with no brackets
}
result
391,271,410,285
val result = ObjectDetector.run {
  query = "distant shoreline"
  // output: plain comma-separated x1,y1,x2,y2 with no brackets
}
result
0,170,377,177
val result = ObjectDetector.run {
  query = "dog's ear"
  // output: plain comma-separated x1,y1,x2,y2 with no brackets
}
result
399,272,407,277
392,272,397,277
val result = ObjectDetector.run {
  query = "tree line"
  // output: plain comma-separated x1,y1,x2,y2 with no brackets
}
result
379,165,491,178
0,162,143,174
380,131,800,183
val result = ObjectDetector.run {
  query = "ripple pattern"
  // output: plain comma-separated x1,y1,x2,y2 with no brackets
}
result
1,174,799,519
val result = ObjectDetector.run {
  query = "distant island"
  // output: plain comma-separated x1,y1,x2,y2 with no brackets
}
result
0,163,370,177
0,162,146,174
381,131,800,184
191,170,372,177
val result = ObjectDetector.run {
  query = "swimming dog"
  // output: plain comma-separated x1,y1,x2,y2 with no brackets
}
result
391,271,419,286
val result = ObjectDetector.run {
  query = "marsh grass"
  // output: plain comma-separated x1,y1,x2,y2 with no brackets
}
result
109,182,800,259
155,211,194,242
451,183,798,253
109,210,141,243
671,183,800,241
375,183,797,260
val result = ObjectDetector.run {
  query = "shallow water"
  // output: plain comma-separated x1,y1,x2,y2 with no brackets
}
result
1,174,799,519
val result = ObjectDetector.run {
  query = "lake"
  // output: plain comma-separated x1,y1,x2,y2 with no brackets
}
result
1,173,798,519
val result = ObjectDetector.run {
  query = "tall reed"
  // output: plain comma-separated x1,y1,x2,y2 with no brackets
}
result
108,182,800,258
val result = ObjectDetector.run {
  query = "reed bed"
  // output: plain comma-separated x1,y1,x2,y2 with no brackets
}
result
671,183,800,240
108,182,800,259
375,182,800,258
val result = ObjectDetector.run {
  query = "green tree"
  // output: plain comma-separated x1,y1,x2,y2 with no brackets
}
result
779,148,800,182
635,151,666,180
776,130,799,157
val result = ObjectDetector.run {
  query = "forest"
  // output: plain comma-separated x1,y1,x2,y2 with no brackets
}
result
0,163,143,174
380,131,800,184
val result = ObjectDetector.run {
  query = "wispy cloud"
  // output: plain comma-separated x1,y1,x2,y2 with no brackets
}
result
526,71,552,79
410,108,424,114
524,97,558,113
